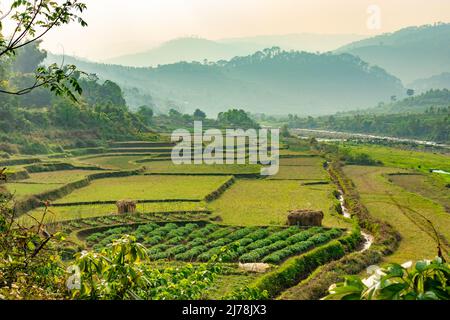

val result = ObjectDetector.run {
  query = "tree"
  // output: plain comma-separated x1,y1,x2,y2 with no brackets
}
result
137,105,154,125
193,108,206,120
407,89,415,97
0,0,87,101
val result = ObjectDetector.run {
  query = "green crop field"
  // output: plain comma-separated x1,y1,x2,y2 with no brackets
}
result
5,182,63,198
25,201,209,224
24,170,105,184
82,222,343,263
144,161,261,175
388,174,450,212
343,165,450,263
208,180,347,228
53,175,232,203
77,155,147,169
344,144,450,173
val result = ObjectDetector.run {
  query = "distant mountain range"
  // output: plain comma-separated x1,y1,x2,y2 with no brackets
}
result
104,34,366,67
338,23,450,83
46,48,404,116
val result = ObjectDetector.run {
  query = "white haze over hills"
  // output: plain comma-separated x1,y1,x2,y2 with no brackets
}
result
103,33,366,67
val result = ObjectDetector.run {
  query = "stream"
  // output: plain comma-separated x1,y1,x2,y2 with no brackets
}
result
431,169,450,175
292,128,450,149
337,189,374,252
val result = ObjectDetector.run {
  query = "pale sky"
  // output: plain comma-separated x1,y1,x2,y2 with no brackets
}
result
5,0,450,60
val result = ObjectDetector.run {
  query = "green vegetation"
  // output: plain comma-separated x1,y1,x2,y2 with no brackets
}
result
325,258,450,300
82,222,342,263
53,175,232,203
144,161,261,175
343,165,450,263
26,202,209,224
209,180,346,228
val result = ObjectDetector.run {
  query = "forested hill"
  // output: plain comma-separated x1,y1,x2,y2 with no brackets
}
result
368,89,450,114
338,23,450,83
46,48,404,116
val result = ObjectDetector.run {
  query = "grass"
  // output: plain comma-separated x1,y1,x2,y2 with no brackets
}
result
24,170,105,184
143,161,261,175
343,144,450,173
5,182,63,198
206,274,261,299
25,201,209,224
388,174,450,212
267,157,328,180
208,180,348,229
343,165,450,263
54,175,233,203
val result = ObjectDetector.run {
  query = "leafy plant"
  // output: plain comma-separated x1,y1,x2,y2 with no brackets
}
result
324,258,450,300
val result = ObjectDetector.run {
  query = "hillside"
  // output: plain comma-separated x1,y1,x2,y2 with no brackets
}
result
105,34,366,67
47,48,404,116
373,89,450,114
338,23,450,83
409,73,450,93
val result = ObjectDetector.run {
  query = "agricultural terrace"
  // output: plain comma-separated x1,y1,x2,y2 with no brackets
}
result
4,139,362,299
81,222,343,264
343,165,450,263
53,175,233,203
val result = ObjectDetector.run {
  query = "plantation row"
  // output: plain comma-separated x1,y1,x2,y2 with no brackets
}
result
84,223,343,263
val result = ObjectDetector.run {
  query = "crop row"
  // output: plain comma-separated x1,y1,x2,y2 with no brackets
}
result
85,223,343,263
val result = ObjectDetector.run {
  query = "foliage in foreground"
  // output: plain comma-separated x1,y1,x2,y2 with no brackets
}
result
68,235,223,300
324,258,450,300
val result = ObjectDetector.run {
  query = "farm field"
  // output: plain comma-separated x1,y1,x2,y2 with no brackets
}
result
5,182,63,198
343,165,450,263
23,170,105,184
81,222,343,263
53,175,233,203
144,160,261,175
343,144,450,173
25,201,209,224
76,155,147,170
7,138,449,300
268,157,329,180
208,180,347,228
388,173,450,212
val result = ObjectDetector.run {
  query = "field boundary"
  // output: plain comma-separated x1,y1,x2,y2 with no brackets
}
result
204,176,236,202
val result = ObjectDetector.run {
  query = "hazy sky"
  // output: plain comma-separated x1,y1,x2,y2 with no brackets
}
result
7,0,450,60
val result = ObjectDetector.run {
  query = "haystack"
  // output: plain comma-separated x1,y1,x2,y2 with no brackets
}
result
287,209,324,227
116,199,137,214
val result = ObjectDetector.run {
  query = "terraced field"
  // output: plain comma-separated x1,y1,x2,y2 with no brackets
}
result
23,170,105,183
343,165,450,263
82,222,343,263
5,182,63,198
144,161,261,175
26,201,209,223
53,175,233,203
208,180,346,228
3,140,363,300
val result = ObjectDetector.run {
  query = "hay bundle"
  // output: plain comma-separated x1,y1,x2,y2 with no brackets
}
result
116,199,137,214
287,209,324,227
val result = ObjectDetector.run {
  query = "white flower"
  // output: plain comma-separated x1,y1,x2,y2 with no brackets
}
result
401,261,413,269
366,265,380,275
